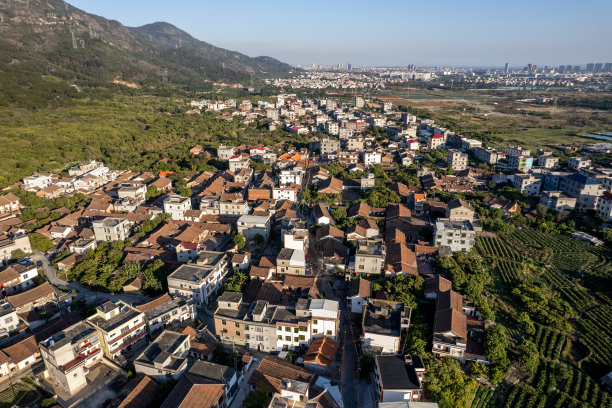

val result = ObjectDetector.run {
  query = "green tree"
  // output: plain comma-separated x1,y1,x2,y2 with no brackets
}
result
243,384,272,408
28,233,54,252
470,361,486,378
145,185,162,202
426,357,478,408
517,312,536,336
232,232,246,251
517,340,539,375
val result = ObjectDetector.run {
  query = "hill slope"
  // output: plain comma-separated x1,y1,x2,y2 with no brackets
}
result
131,22,293,74
0,0,291,105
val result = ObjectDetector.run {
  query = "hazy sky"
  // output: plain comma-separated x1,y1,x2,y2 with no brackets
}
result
68,0,612,67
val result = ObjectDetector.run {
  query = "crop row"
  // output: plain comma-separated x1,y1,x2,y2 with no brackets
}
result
533,325,565,360
496,260,523,285
477,236,519,260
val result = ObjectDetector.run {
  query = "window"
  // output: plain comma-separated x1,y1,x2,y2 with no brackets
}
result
285,327,291,332
222,320,227,325
4,317,12,324
277,326,282,331
294,337,299,342
293,327,299,333
235,322,240,328
299,335,305,341
313,329,318,334
223,329,228,333
299,326,307,332
285,336,291,341
313,320,318,325
327,330,332,335
236,331,240,336
121,326,130,334
278,335,282,340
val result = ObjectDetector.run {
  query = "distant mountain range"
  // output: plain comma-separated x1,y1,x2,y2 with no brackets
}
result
0,0,293,94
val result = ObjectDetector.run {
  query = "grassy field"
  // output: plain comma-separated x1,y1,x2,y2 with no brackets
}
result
379,88,611,150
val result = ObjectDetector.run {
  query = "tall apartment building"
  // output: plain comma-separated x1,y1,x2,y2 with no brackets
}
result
39,321,103,395
433,219,476,253
447,149,468,171
86,301,146,362
167,251,229,306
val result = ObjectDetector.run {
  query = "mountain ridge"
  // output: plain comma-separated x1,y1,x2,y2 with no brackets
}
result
0,0,291,100
130,21,293,74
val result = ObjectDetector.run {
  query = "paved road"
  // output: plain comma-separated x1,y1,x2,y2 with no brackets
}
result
339,298,359,408
32,251,65,285
229,360,259,408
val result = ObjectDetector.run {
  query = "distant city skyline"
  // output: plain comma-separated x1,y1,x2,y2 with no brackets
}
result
68,0,612,67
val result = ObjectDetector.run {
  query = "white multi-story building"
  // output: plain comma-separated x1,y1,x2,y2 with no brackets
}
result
86,301,146,361
92,217,132,242
163,195,192,221
308,299,340,340
0,302,18,338
134,330,190,382
237,215,271,242
540,191,577,211
362,300,411,355
39,321,103,395
434,219,476,253
568,157,591,170
279,169,303,186
363,150,382,166
506,146,530,156
324,122,339,136
22,174,53,192
596,192,612,221
135,294,195,335
272,186,299,202
512,174,541,196
167,251,229,305
447,149,468,171
538,155,559,168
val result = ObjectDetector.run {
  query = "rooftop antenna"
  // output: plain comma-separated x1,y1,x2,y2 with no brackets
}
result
70,29,77,49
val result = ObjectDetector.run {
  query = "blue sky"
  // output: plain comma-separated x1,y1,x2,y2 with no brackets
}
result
68,0,612,67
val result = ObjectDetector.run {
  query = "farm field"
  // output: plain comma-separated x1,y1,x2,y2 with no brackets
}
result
473,227,612,406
